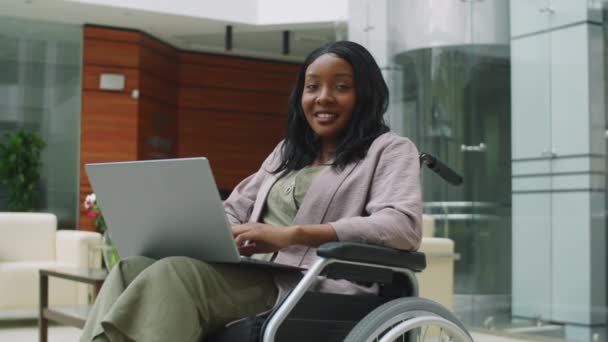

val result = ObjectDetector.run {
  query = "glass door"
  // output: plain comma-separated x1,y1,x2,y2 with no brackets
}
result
396,44,511,328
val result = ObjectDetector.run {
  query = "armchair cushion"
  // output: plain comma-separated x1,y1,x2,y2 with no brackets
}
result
0,261,76,309
417,237,455,310
422,214,435,237
0,212,102,316
0,212,56,261
56,230,103,267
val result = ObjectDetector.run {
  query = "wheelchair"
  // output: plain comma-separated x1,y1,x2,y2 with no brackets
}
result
208,153,472,342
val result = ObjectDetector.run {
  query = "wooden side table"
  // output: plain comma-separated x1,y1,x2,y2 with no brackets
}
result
39,267,108,342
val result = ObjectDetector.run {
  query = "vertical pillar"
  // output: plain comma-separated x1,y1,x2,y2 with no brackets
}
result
347,0,405,136
510,1,606,339
80,26,178,231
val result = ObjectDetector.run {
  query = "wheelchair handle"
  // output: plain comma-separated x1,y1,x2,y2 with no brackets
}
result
419,153,463,186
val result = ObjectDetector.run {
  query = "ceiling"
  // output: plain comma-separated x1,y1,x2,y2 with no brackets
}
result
0,0,344,61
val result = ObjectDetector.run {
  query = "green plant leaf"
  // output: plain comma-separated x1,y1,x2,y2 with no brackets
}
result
0,130,46,212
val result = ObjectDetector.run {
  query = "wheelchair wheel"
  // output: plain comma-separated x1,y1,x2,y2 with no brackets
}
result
344,297,473,342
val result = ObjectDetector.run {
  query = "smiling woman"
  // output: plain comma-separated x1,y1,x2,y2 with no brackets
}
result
274,41,390,174
80,41,422,342
301,54,356,157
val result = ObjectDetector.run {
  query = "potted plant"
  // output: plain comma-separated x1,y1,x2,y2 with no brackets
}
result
84,193,120,270
0,130,46,211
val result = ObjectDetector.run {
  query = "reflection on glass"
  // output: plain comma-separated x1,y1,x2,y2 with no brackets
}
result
0,17,82,227
396,45,511,327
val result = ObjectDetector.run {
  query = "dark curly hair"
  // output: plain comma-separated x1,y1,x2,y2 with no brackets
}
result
273,40,390,174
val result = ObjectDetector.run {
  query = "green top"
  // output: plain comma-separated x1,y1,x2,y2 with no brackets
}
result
262,165,327,227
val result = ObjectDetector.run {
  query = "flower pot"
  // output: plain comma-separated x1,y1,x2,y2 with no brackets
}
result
102,231,120,271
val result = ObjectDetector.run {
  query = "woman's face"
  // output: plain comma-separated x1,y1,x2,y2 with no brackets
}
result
301,54,356,147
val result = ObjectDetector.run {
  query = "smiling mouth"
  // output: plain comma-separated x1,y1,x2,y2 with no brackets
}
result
314,112,338,122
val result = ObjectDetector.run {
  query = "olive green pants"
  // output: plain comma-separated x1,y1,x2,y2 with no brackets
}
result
80,256,278,342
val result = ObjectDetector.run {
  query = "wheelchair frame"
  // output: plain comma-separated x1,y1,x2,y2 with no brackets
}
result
210,153,471,342
256,242,472,342
263,252,419,341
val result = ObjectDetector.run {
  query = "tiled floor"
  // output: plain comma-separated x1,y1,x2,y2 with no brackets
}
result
0,320,81,342
0,321,553,342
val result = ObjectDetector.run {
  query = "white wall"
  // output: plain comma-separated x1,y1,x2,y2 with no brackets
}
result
256,0,348,25
65,0,258,23
66,0,347,25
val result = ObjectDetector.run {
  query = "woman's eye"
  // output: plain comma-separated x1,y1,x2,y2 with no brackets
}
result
336,84,351,91
305,84,318,90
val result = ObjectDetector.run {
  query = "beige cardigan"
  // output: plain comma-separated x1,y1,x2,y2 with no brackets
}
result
223,132,422,294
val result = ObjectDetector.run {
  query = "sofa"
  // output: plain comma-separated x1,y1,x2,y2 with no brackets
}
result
0,212,102,318
0,212,453,318
417,214,455,310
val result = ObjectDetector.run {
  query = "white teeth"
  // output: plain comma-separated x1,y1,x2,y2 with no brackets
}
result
316,113,337,119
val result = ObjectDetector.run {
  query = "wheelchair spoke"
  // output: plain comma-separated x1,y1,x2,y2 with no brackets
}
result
345,299,472,342
375,320,470,342
421,325,428,340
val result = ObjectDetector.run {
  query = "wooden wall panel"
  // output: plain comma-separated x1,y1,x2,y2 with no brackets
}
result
79,25,299,229
178,110,286,188
80,26,144,231
139,47,178,83
83,40,140,68
82,65,139,93
180,52,300,73
138,100,178,160
84,26,141,43
179,64,296,93
177,53,298,190
137,40,178,161
179,87,289,114
141,34,177,59
139,73,177,105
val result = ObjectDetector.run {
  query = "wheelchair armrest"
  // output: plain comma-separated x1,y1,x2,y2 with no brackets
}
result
317,242,426,272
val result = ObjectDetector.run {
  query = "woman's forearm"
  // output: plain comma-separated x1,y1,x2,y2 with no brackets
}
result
290,224,338,247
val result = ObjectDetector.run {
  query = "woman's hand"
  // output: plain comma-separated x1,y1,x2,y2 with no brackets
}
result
232,223,338,256
232,223,296,256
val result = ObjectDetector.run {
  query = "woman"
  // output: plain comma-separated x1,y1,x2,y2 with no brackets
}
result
80,41,422,342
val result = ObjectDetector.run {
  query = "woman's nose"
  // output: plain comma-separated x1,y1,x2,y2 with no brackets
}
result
315,87,335,105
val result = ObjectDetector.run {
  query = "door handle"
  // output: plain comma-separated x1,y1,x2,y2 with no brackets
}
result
539,6,555,14
461,142,487,152
540,149,557,158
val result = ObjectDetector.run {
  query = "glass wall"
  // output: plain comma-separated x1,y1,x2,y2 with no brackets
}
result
0,17,82,227
396,45,512,328
347,0,608,340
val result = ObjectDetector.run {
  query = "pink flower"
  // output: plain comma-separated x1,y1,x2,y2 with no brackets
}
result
86,211,99,218
84,193,97,209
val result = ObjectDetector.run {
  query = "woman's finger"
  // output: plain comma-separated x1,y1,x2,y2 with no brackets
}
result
234,230,255,246
232,224,253,237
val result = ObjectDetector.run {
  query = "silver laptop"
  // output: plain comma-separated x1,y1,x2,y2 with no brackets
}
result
85,158,301,271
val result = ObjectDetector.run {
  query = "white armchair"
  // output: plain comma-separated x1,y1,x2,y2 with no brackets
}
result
417,214,456,310
0,212,102,318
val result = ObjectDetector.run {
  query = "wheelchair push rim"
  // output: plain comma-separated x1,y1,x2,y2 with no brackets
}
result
344,297,473,342
377,315,471,342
